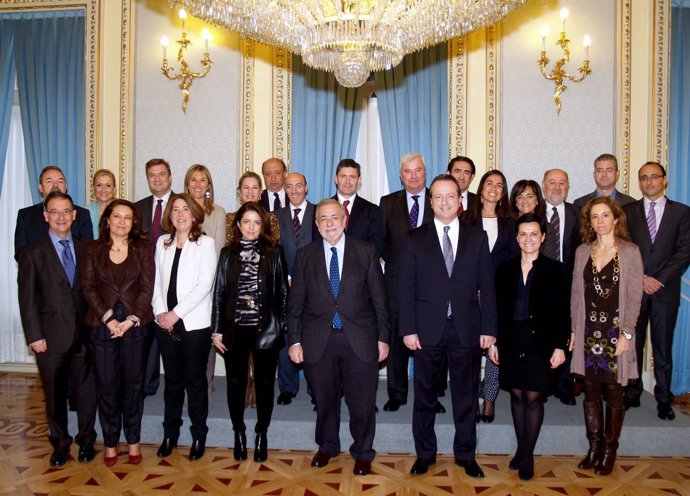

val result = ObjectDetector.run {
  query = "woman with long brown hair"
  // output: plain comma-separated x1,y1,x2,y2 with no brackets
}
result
570,197,643,475
212,202,288,463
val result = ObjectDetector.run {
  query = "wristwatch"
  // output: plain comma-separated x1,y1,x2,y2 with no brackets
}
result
621,331,633,341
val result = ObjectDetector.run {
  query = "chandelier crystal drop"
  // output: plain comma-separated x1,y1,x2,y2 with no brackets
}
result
170,0,527,87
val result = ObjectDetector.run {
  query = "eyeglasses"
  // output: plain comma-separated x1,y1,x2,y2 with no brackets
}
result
47,209,74,217
595,168,617,175
639,174,663,182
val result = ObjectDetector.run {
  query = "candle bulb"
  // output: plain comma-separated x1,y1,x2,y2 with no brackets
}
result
202,29,211,53
560,7,569,33
161,36,169,60
540,25,549,51
583,35,591,59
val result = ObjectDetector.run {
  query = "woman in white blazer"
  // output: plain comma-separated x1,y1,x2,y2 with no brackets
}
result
152,193,217,461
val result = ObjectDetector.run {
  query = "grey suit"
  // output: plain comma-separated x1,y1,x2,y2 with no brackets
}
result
288,235,389,460
573,190,636,209
624,197,690,404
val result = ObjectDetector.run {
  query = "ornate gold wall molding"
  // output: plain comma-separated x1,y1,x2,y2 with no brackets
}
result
652,0,670,166
617,0,632,193
273,47,291,167
1,0,98,201
241,39,255,172
448,37,466,159
486,24,499,170
118,0,133,198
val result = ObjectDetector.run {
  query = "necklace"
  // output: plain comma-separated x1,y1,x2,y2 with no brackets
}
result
591,243,620,299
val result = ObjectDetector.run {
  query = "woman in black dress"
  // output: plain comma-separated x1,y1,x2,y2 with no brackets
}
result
489,213,569,481
212,202,288,462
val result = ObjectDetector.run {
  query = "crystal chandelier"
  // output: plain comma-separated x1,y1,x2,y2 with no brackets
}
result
169,0,527,87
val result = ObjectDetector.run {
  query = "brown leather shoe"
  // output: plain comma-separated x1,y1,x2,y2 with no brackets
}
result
311,451,333,468
353,459,371,475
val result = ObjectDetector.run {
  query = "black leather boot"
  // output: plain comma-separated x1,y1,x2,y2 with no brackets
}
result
157,437,177,458
189,438,206,460
234,430,248,461
254,431,267,462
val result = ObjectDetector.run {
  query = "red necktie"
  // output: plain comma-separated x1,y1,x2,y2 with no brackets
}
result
151,199,163,251
343,199,351,231
457,194,464,217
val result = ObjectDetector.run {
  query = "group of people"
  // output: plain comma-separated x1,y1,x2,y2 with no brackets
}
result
15,151,689,481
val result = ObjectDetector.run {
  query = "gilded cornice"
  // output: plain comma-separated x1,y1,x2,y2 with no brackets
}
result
273,47,291,169
241,39,254,172
652,0,670,166
119,0,133,199
448,37,466,159
486,24,499,170
1,0,98,201
617,0,632,193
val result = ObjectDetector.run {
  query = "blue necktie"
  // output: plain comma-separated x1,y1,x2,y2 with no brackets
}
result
59,239,75,287
409,195,420,229
329,247,342,329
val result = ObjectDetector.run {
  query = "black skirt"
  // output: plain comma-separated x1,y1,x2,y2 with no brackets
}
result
499,320,556,393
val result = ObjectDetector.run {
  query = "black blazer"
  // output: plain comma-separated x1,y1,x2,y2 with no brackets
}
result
260,189,287,212
17,235,88,352
461,214,519,273
495,255,570,359
464,191,477,215
398,221,497,347
624,198,690,305
573,190,636,208
287,236,390,363
379,189,434,321
332,194,383,256
276,202,320,275
14,202,93,261
212,242,288,350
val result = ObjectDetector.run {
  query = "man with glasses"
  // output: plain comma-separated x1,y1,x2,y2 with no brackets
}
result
623,162,690,420
574,154,636,208
15,166,93,260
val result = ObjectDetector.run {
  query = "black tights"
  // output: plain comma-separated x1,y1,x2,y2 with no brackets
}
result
583,380,624,408
510,389,545,467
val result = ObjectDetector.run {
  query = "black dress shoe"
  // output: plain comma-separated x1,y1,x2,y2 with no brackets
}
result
78,444,95,463
657,403,676,421
455,458,485,478
435,401,446,414
50,447,69,467
234,430,248,460
311,451,333,468
559,395,576,406
383,399,406,412
624,397,641,410
508,455,520,470
353,459,372,475
157,437,177,458
481,414,495,423
277,392,295,405
189,439,205,460
410,457,436,475
254,432,268,462
518,465,534,481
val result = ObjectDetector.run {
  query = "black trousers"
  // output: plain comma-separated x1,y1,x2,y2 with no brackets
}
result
156,326,212,441
626,295,679,404
304,329,379,461
90,324,149,447
35,339,97,450
386,323,411,402
223,326,278,433
412,318,481,460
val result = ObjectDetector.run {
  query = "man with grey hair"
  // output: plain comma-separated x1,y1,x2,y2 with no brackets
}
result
573,154,636,208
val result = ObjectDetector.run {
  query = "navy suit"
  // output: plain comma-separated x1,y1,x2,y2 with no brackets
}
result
15,202,93,261
275,202,320,395
333,194,383,256
288,236,389,460
398,221,497,460
624,198,690,404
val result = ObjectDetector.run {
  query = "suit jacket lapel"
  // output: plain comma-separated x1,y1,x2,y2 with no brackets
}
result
316,243,335,301
655,198,674,243
43,236,70,286
452,224,468,277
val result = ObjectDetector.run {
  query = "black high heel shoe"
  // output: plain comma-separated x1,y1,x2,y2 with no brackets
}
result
254,431,267,462
234,430,247,461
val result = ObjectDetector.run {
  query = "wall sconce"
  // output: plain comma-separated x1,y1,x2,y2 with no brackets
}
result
161,8,212,113
538,7,591,115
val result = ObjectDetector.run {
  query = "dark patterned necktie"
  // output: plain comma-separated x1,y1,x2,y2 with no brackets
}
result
273,192,281,211
544,206,561,261
409,195,420,229
329,247,342,329
58,239,75,287
292,207,301,238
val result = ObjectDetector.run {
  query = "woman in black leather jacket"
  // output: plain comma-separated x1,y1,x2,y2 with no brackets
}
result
212,201,288,463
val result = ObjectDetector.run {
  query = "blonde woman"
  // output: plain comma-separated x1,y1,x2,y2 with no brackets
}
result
87,169,116,237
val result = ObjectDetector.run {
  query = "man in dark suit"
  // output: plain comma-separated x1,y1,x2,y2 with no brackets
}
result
542,168,581,405
275,172,320,405
18,191,97,467
447,156,477,215
259,157,287,212
15,166,93,261
331,158,383,255
399,175,497,478
573,154,636,208
288,199,390,476
134,158,173,396
379,153,437,413
624,161,690,420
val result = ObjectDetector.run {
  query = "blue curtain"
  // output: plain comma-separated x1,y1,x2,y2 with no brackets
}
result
670,2,690,395
291,55,364,202
9,10,85,205
375,44,449,192
0,19,16,193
